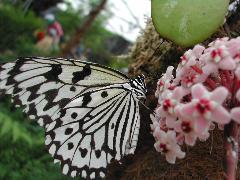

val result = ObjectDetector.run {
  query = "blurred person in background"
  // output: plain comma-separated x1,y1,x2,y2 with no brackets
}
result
35,30,53,52
44,13,64,51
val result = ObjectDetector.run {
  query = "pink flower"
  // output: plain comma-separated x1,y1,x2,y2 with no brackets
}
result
153,129,185,164
179,84,231,126
153,37,240,164
175,118,198,146
236,89,240,102
201,44,236,75
150,119,159,132
176,66,206,88
208,37,229,47
230,107,240,123
156,87,187,128
226,37,240,57
180,45,205,67
230,88,240,124
176,45,205,79
155,66,175,98
234,66,240,79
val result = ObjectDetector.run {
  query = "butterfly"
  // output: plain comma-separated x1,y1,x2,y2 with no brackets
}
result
0,57,147,179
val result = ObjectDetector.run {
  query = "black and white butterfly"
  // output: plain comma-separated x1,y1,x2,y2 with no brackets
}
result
0,57,147,179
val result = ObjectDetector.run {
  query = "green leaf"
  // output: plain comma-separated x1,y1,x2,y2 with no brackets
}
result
0,111,33,145
152,0,230,47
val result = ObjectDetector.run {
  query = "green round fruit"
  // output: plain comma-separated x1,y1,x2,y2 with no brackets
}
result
152,0,229,47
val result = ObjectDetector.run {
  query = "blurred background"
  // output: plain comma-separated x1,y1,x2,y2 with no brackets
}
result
0,0,150,179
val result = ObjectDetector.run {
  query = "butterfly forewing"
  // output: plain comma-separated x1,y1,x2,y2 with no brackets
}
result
0,57,146,179
0,57,128,127
45,85,140,178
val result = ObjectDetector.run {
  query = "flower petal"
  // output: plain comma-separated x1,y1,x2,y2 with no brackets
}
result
194,118,210,135
219,58,236,70
236,90,240,102
172,87,185,101
227,38,240,56
211,106,231,124
231,107,240,124
210,86,228,104
191,84,207,99
235,67,240,79
154,141,161,152
202,63,218,75
166,116,177,128
179,103,195,118
185,134,197,146
174,120,182,132
166,152,177,164
175,147,186,159
192,45,205,58
198,132,210,141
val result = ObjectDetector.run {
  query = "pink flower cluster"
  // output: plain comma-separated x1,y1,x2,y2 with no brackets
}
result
151,37,240,163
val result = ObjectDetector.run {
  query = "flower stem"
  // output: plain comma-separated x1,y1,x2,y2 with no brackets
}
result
205,78,216,90
224,121,239,180
220,70,229,90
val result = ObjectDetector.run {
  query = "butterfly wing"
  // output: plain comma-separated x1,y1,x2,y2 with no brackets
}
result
0,57,128,127
45,85,140,178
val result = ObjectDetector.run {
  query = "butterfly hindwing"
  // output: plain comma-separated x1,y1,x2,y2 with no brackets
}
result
0,57,128,127
45,85,141,178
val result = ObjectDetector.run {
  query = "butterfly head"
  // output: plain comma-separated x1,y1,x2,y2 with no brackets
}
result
130,74,147,99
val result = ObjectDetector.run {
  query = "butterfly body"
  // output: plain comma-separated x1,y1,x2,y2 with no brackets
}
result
0,57,146,179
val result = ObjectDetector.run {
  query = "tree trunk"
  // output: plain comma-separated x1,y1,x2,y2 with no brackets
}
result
61,0,107,58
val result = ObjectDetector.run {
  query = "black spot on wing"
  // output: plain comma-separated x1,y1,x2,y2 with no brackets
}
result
95,150,101,158
60,109,66,118
101,91,108,98
26,83,42,101
50,131,56,140
27,102,38,115
41,115,54,127
67,142,74,150
71,112,78,119
72,64,91,84
82,92,92,106
79,148,88,158
6,60,24,85
44,64,62,81
90,136,95,150
13,86,23,95
65,128,73,135
43,89,58,111
70,86,76,92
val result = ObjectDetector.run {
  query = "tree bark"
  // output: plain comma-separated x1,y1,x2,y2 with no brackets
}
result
61,0,107,58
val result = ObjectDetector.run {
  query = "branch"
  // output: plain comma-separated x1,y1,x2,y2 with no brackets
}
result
121,0,143,30
61,0,108,58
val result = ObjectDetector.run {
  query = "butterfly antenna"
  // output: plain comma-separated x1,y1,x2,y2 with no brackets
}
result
138,100,156,115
